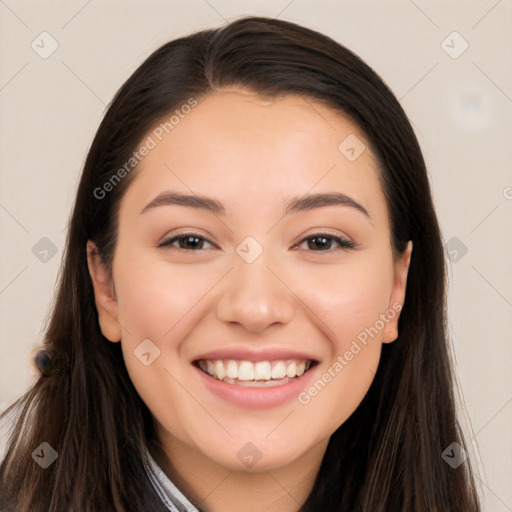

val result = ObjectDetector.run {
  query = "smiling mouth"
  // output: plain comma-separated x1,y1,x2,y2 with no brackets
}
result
194,358,317,387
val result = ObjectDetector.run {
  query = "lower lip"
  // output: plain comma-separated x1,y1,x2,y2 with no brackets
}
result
193,364,317,409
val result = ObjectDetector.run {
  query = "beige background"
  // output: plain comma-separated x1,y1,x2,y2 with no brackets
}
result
0,1,511,510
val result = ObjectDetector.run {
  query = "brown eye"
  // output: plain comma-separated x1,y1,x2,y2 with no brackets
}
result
296,233,356,252
158,233,215,251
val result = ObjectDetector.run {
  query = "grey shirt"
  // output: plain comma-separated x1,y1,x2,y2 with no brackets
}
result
143,449,200,512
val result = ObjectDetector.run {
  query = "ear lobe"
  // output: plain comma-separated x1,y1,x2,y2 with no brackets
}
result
382,240,413,344
86,241,122,343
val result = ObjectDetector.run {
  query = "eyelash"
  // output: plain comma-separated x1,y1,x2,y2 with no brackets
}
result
157,231,356,252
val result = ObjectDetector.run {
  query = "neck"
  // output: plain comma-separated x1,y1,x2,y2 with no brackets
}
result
151,430,329,512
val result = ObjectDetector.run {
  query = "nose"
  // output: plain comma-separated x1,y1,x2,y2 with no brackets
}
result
216,254,295,333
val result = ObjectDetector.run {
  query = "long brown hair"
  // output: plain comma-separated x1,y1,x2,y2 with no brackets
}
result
0,15,481,511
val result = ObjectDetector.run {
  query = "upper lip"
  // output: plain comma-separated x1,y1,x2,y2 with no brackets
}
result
193,347,320,363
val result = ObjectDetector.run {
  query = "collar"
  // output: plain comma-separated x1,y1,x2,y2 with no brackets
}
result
143,448,200,512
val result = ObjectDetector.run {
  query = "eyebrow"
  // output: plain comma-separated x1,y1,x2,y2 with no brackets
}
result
140,191,371,220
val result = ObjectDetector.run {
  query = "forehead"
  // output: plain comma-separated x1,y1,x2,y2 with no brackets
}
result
121,89,388,227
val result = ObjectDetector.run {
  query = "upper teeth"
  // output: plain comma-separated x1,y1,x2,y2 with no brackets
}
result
198,359,311,381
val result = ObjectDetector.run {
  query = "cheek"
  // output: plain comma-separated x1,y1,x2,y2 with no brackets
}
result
291,256,393,427
112,258,214,443
111,253,233,413
114,255,216,343
299,254,394,348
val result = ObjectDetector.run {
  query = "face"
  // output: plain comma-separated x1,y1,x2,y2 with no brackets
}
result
87,89,412,474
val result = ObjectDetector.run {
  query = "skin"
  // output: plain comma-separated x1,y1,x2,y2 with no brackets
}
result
87,89,412,512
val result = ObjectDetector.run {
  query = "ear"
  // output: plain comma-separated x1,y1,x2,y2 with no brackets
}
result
382,240,413,344
86,241,122,343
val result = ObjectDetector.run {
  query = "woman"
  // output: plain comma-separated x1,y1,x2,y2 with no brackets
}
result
0,15,481,512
